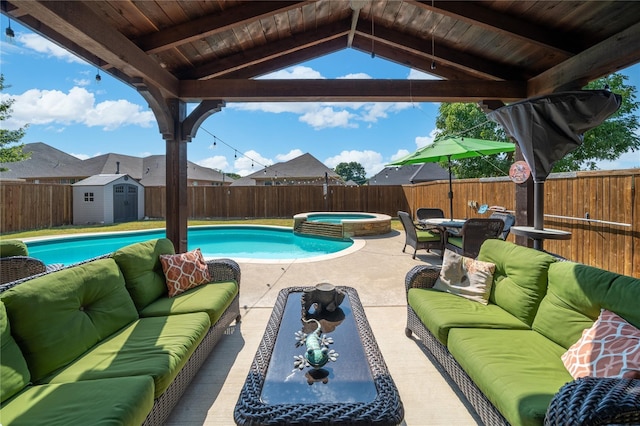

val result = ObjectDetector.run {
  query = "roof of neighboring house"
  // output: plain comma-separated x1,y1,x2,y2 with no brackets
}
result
368,164,451,185
72,174,141,186
0,142,84,178
247,153,340,180
0,142,230,185
233,153,341,186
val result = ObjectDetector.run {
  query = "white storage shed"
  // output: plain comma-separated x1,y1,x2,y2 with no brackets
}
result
73,174,144,225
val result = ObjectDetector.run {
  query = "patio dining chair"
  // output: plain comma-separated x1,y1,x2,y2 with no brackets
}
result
398,211,443,259
415,208,445,229
444,218,504,258
489,211,516,239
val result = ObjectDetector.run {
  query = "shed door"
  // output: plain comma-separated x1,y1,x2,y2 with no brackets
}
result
113,184,138,223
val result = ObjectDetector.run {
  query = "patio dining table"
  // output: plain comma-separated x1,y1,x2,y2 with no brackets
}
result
419,218,466,230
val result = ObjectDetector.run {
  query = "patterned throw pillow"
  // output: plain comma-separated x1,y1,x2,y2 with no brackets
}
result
561,309,640,379
433,249,496,305
159,249,211,297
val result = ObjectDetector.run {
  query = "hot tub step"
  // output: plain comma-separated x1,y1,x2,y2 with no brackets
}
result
294,221,344,239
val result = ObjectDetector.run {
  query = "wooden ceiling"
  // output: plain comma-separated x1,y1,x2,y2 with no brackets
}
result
3,1,640,104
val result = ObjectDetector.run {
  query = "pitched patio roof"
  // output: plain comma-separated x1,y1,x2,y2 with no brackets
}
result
4,1,638,251
3,1,639,103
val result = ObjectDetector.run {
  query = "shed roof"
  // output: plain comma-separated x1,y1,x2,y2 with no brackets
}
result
72,174,141,186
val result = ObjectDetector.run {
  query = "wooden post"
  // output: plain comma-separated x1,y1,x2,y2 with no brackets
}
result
165,98,188,253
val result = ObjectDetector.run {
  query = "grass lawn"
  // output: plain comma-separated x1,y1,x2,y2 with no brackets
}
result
3,218,403,239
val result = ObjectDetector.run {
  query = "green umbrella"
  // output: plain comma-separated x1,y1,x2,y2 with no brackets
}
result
388,137,515,219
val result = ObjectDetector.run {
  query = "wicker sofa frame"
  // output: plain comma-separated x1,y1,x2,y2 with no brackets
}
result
0,256,47,285
405,265,640,426
1,255,242,426
404,265,508,425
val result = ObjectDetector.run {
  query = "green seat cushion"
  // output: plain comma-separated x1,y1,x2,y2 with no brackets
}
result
1,301,30,403
0,258,138,382
141,281,238,325
446,236,462,248
44,312,210,398
448,328,573,426
112,238,175,311
478,239,557,326
416,229,441,242
533,261,640,349
0,376,154,426
0,240,29,257
408,288,529,345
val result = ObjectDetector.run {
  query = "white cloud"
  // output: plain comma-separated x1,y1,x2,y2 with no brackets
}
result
1,87,155,131
408,68,441,80
276,149,304,162
229,65,419,129
338,73,371,79
415,129,438,148
300,107,356,129
324,150,385,177
73,78,91,87
70,151,103,160
19,33,84,64
391,149,411,161
261,66,324,80
195,155,229,171
234,150,273,176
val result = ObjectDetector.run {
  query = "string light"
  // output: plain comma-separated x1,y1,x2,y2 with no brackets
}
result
5,18,15,41
95,68,102,83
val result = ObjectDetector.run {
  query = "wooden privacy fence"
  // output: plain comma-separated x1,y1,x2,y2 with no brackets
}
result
1,170,638,276
144,185,410,219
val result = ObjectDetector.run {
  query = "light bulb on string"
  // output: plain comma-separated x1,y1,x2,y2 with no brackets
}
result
5,18,15,41
95,68,102,83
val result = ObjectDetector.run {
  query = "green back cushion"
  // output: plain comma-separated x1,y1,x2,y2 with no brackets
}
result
1,301,31,403
532,261,640,348
0,239,29,257
0,258,138,382
478,239,556,326
112,238,175,310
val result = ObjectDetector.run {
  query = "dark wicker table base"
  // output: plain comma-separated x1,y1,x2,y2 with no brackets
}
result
234,286,404,425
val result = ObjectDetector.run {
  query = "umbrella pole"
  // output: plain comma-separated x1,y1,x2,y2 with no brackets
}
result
533,181,544,250
448,156,454,219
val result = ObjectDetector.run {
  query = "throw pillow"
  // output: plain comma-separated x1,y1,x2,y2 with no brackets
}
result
160,248,211,297
433,249,496,305
561,309,640,379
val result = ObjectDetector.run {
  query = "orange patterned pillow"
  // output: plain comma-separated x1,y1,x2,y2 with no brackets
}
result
160,249,211,297
561,309,640,379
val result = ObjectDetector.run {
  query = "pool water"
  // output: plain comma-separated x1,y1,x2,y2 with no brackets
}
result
26,226,353,266
306,213,377,224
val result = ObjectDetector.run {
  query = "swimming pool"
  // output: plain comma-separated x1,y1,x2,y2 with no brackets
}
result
25,226,357,266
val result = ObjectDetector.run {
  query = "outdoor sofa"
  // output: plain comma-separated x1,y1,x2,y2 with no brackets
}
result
405,238,639,426
0,238,241,425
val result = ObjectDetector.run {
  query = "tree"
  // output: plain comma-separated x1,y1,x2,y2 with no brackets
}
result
334,162,366,185
433,103,512,179
553,74,639,171
433,73,639,178
0,75,30,170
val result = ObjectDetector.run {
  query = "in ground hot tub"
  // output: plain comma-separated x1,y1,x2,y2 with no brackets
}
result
293,212,392,238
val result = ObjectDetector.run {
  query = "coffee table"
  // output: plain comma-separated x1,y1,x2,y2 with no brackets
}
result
234,286,404,425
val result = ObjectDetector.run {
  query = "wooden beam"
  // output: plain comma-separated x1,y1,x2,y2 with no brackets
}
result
351,37,476,81
134,1,305,54
354,20,525,81
528,20,640,96
179,20,350,80
220,37,346,80
179,79,527,103
14,1,179,97
410,0,583,56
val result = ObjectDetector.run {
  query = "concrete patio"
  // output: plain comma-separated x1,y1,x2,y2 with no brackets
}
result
165,230,482,426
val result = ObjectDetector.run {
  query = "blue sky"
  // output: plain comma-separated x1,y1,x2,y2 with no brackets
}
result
1,20,639,177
